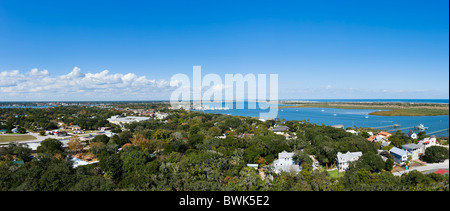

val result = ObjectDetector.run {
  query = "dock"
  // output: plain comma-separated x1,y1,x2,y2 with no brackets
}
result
371,124,401,129
386,126,415,132
427,128,450,135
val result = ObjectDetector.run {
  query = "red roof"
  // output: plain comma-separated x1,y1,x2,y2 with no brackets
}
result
367,136,376,142
433,169,449,175
378,131,392,137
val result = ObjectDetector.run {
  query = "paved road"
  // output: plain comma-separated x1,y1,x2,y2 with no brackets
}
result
393,159,449,176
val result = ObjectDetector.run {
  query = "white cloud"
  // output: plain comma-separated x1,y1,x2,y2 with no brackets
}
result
0,67,174,101
27,68,49,76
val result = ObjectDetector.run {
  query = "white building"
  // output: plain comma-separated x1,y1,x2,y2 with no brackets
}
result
402,143,424,160
336,151,362,172
345,130,358,135
417,135,438,148
107,115,150,126
273,151,301,174
407,130,417,139
154,112,168,120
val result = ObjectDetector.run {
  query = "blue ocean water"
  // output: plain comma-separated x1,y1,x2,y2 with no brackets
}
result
199,100,449,137
281,99,449,104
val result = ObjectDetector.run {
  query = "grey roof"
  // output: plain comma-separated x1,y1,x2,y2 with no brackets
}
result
406,130,416,136
336,151,362,161
274,164,300,173
272,126,289,132
402,143,421,151
389,147,407,156
381,142,391,148
331,125,344,129
278,151,295,159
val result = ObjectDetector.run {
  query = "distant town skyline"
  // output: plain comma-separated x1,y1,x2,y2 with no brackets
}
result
1,0,448,101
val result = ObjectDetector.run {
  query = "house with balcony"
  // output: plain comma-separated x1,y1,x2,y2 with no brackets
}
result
402,143,424,160
389,147,408,164
336,151,362,172
273,151,300,174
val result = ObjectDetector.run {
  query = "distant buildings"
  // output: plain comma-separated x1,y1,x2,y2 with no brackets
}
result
345,130,358,135
271,126,289,133
107,115,151,126
331,125,344,129
336,151,362,172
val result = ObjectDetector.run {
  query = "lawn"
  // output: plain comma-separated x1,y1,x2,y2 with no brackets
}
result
0,135,37,143
326,169,345,178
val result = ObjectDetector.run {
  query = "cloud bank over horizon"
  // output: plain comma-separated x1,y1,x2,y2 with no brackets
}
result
0,67,174,101
1,67,448,102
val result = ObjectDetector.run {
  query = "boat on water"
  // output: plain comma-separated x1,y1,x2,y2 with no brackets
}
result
365,116,369,119
415,123,428,131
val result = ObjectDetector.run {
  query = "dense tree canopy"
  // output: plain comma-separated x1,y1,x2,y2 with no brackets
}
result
0,104,448,191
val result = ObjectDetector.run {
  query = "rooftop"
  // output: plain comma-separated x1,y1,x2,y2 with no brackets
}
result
402,143,422,151
389,147,407,156
336,151,362,161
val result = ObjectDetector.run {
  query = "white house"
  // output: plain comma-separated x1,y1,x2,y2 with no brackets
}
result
417,135,438,148
402,143,424,160
154,112,169,120
373,135,386,143
273,151,300,174
336,151,362,172
406,130,417,139
345,130,358,135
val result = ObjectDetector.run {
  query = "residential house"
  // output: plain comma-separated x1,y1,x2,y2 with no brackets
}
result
331,125,344,129
336,151,362,172
381,141,391,149
378,131,392,138
373,135,386,143
154,112,169,120
406,130,417,139
273,151,300,174
98,127,111,131
271,126,289,133
389,147,408,164
367,135,376,142
67,125,81,131
417,135,438,148
402,143,424,160
345,130,358,135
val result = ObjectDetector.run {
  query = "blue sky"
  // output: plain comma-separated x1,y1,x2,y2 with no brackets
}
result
0,0,448,101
